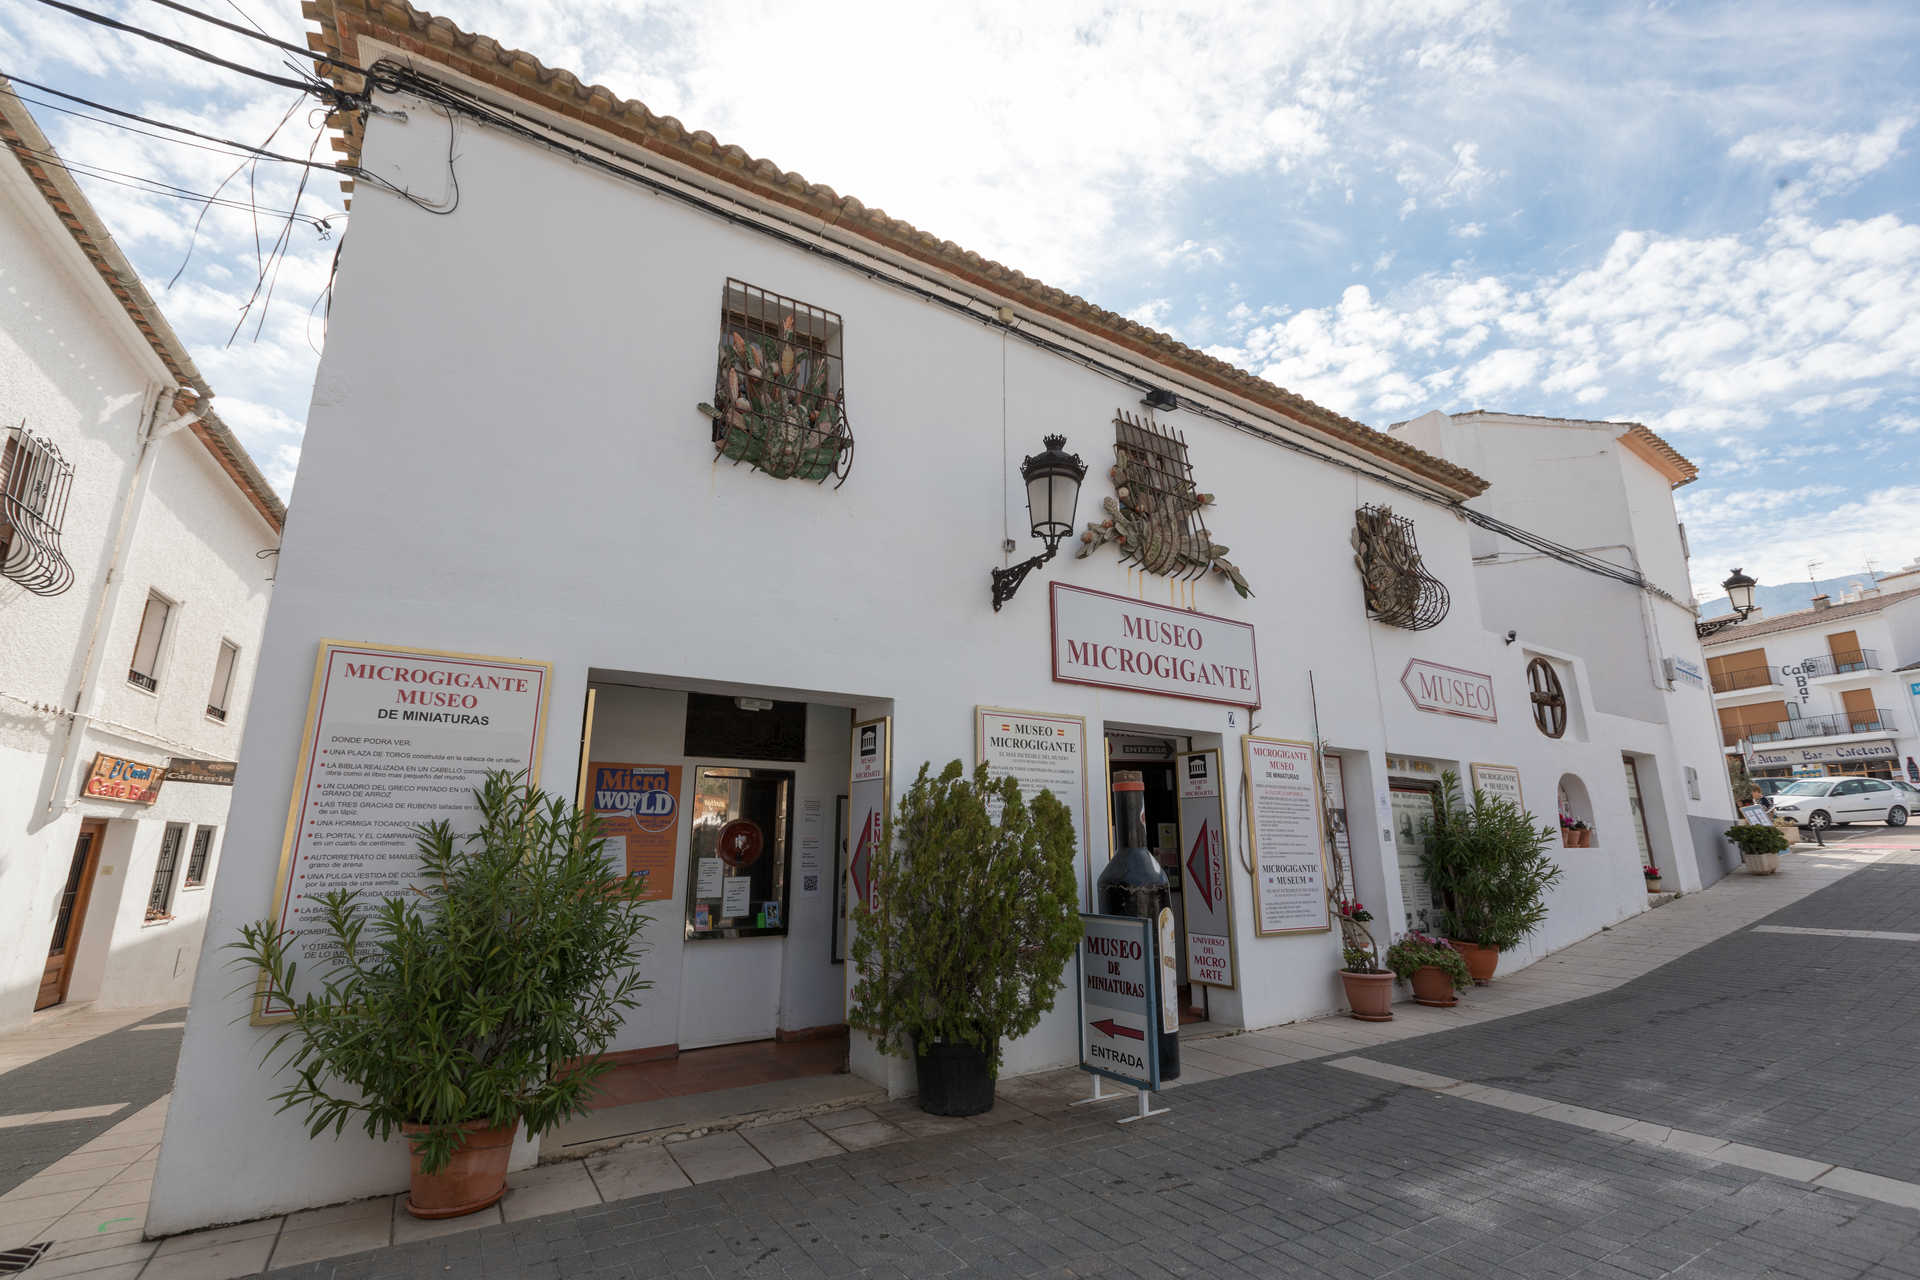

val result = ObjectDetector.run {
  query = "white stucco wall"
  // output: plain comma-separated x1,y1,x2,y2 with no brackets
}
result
0,132,276,1030
151,81,1711,1231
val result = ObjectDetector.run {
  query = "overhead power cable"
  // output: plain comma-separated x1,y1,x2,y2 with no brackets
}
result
135,0,370,78
24,0,350,101
4,139,331,228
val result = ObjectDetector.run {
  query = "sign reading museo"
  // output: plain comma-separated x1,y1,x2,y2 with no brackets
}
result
1400,659,1496,722
259,641,551,1021
1050,583,1259,708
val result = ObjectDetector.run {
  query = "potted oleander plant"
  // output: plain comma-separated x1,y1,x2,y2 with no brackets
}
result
1725,822,1787,875
233,771,652,1219
1384,932,1472,1007
1422,772,1563,983
849,761,1080,1116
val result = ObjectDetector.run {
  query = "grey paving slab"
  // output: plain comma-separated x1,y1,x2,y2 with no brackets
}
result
0,1008,185,1197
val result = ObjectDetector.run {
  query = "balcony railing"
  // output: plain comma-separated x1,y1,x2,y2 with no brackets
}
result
127,669,157,692
1710,666,1776,694
1724,708,1895,747
206,704,227,722
1797,649,1880,678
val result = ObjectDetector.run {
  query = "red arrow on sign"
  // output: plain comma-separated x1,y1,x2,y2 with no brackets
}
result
1090,1018,1144,1041
1185,822,1216,912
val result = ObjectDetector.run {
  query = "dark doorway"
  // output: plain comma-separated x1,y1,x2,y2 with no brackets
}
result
38,820,105,1011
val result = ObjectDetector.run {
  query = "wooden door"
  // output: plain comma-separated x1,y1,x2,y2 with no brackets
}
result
38,820,105,1011
1840,688,1879,730
1622,758,1655,868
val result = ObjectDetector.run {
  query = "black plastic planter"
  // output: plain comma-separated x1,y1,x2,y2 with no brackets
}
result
914,1040,996,1116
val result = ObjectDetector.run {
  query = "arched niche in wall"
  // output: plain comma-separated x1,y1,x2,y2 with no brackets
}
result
1557,773,1595,848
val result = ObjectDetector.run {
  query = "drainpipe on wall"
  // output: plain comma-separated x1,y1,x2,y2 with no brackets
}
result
39,386,206,820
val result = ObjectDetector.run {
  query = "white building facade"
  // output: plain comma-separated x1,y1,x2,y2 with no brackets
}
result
0,85,284,1031
1392,411,1738,887
1702,585,1920,786
153,0,1730,1232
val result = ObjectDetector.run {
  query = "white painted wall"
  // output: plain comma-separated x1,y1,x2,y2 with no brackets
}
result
0,128,276,1030
151,84,1716,1231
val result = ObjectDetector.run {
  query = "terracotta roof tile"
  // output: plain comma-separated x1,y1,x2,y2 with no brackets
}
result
305,0,1488,500
1700,585,1920,644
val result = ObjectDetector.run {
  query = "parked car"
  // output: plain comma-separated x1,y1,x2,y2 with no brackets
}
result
1768,776,1911,829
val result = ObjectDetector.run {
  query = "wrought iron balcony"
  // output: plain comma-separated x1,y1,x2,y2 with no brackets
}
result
1710,666,1775,694
206,704,227,722
128,669,157,692
1726,708,1895,747
1797,649,1880,678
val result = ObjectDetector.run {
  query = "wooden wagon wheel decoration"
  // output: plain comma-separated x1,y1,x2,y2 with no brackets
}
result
1527,658,1567,739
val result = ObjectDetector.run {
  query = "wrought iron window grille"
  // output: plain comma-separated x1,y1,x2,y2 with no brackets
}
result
1352,504,1449,630
206,704,228,722
0,423,77,596
1075,411,1251,599
129,670,158,692
1528,657,1568,739
699,279,853,487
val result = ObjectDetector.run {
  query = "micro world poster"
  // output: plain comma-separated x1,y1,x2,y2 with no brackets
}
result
588,762,682,901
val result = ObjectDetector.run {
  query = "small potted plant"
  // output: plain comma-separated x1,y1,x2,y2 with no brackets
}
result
232,771,652,1218
850,761,1080,1115
1384,931,1472,1007
1725,822,1788,875
1424,772,1564,983
1643,864,1664,892
1335,901,1392,1021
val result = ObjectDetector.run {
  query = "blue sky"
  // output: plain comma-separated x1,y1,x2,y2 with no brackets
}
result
4,0,1917,600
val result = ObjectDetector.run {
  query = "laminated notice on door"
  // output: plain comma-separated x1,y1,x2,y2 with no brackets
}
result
721,876,751,918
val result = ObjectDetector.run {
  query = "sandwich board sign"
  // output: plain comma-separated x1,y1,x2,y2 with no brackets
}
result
1076,913,1166,1121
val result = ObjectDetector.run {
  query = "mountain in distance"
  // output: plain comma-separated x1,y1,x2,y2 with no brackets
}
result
1697,573,1890,618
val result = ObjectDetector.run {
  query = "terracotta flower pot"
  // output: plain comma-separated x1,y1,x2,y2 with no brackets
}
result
1447,939,1498,985
1408,965,1457,1007
1645,876,1665,893
400,1119,517,1219
1339,970,1395,1022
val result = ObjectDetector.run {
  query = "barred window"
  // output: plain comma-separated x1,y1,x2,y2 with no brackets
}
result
148,823,187,918
184,825,216,887
0,423,76,596
704,279,853,486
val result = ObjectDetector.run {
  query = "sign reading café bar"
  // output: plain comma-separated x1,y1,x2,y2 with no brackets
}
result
258,641,551,1021
1050,583,1259,708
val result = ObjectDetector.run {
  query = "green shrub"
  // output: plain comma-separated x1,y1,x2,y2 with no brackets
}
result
1421,771,1563,952
1725,823,1788,856
1382,932,1472,989
231,771,652,1173
848,760,1080,1071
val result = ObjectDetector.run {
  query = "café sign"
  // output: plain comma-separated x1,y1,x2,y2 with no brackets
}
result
82,753,164,804
1400,659,1496,722
1050,583,1259,708
1749,739,1896,768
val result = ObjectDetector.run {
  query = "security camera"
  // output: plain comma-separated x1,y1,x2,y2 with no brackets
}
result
1504,630,1517,645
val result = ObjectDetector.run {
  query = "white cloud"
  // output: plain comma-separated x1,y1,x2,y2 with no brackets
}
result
1730,115,1912,211
1678,484,1920,598
1450,221,1485,239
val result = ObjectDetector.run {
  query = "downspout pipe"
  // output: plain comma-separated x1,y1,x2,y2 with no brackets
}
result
40,386,205,819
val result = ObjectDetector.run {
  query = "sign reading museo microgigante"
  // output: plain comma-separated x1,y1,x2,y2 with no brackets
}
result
1050,583,1259,708
1400,659,1496,722
258,641,551,1022
1078,912,1160,1091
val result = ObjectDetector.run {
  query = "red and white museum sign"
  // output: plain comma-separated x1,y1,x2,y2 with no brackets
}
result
1400,659,1497,722
1050,584,1259,708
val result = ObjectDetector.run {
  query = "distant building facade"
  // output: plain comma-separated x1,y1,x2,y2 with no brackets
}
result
0,82,284,1029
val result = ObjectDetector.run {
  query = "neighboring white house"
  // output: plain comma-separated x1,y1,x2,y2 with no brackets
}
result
1700,583,1920,786
152,0,1730,1231
0,81,284,1031
1390,411,1737,886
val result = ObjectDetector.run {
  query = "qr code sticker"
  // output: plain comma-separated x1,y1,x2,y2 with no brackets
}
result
802,875,819,892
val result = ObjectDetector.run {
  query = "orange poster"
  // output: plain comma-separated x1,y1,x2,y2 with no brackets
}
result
587,762,682,901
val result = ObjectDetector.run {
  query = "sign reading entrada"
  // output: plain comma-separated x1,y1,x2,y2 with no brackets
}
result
1050,583,1259,708
1399,659,1497,722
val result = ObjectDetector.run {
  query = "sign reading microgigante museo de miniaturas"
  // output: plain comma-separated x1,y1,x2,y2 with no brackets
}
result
1050,583,1259,708
976,706,1089,901
259,641,550,1021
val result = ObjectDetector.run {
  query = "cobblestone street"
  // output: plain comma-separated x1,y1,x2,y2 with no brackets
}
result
246,846,1920,1280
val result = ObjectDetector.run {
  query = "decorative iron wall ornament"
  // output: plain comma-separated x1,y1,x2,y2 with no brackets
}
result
1076,411,1252,599
1352,504,1447,630
697,279,853,487
1527,657,1567,738
0,423,76,596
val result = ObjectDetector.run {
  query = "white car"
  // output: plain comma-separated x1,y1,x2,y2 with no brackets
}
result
1769,776,1911,829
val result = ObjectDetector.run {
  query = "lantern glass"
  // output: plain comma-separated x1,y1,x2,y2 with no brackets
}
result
1722,568,1757,617
1019,435,1085,552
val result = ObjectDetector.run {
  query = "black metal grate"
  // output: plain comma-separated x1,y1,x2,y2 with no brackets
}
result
185,826,215,886
0,423,76,596
0,1241,51,1275
1353,505,1450,630
148,823,185,917
206,704,227,721
1110,410,1212,580
706,279,853,486
128,669,158,692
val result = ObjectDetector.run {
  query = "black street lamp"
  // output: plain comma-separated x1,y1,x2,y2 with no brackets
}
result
1722,568,1758,619
991,434,1087,612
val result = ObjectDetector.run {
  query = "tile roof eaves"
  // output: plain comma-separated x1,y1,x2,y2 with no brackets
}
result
1699,585,1920,643
309,0,1489,502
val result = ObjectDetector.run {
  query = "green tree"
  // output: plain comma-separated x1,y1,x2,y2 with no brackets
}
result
1420,771,1563,952
848,761,1081,1071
